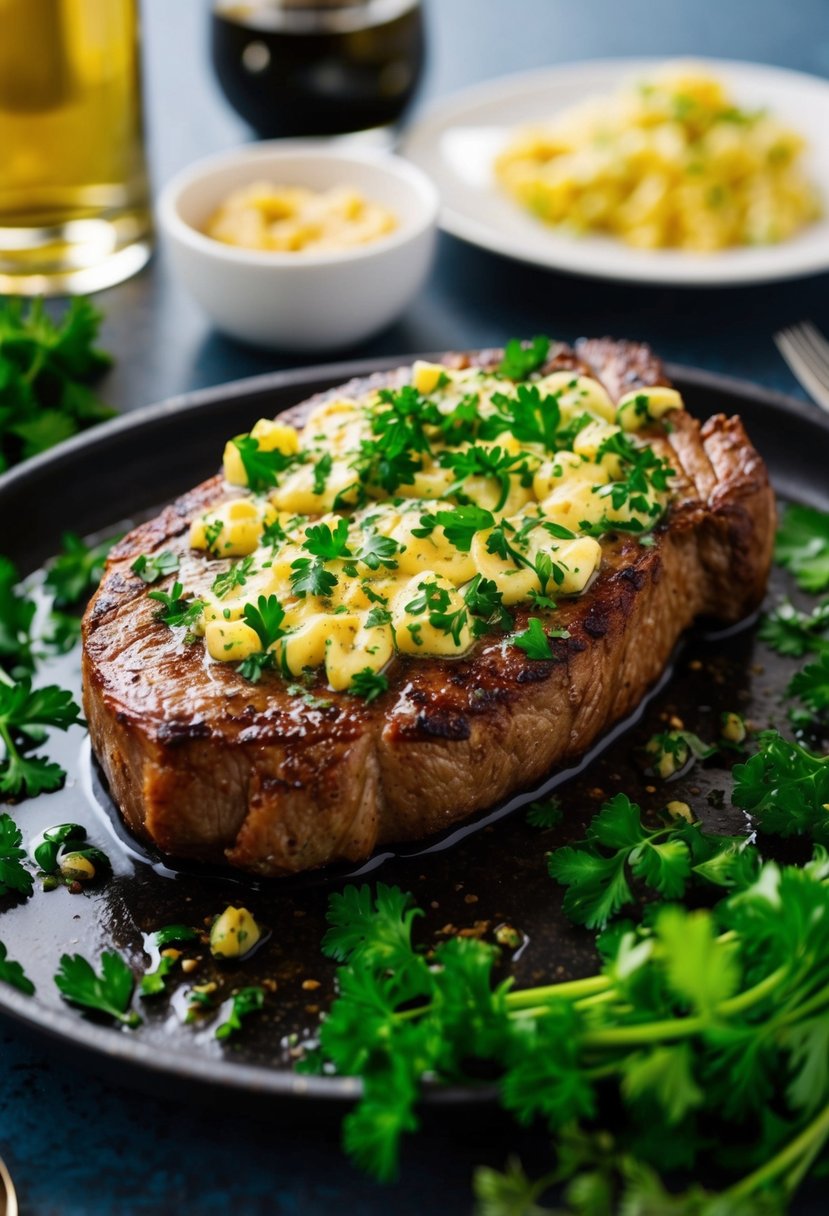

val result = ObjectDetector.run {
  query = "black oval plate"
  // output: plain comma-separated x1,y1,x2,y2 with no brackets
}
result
0,357,827,1111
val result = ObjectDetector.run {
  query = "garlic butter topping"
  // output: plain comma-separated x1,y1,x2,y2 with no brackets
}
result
184,345,680,695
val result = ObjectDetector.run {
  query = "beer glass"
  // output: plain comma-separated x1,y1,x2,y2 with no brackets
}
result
0,0,152,295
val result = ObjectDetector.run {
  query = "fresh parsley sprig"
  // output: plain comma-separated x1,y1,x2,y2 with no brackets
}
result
0,557,36,675
414,505,495,553
305,862,829,1203
0,297,114,471
732,729,829,844
45,532,117,607
0,940,34,995
548,793,759,929
775,504,829,592
210,555,256,600
760,598,829,657
0,812,33,900
55,950,141,1028
511,617,554,660
0,675,83,799
303,518,352,561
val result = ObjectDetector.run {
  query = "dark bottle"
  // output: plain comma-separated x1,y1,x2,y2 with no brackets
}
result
211,0,425,138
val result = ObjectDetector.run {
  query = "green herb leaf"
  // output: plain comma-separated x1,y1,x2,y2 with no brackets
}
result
498,335,551,381
216,985,265,1040
0,812,33,899
775,504,829,592
232,434,298,492
130,550,180,585
348,668,389,702
242,595,286,649
147,582,204,630
512,618,553,660
45,532,117,606
55,950,141,1027
303,517,351,560
0,940,35,995
0,677,83,799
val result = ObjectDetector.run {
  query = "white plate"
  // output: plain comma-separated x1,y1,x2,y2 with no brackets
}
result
402,57,829,286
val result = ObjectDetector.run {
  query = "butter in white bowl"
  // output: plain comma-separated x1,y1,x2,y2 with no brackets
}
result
157,144,438,352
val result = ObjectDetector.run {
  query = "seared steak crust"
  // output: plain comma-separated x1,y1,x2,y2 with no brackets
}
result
82,341,775,876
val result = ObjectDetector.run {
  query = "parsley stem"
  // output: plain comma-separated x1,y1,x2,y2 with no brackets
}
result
723,1102,829,1201
504,974,609,1009
580,1015,706,1048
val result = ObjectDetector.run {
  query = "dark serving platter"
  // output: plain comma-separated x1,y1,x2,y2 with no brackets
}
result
0,355,828,1113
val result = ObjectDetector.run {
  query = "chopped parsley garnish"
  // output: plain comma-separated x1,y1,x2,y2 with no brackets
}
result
348,668,389,702
414,505,495,552
0,811,33,899
485,384,562,449
148,582,204,630
0,557,36,675
775,503,829,592
131,550,180,585
211,555,256,599
464,575,512,632
0,676,83,799
232,434,298,493
216,986,265,1040
355,530,399,571
355,385,439,493
290,557,338,599
405,578,468,644
238,651,277,683
303,518,351,560
312,451,333,496
55,950,141,1027
0,941,34,995
511,617,554,660
595,433,675,520
203,519,225,555
497,335,551,381
45,532,117,606
439,445,534,512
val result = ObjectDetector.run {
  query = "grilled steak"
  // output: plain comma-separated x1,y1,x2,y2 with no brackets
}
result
82,340,775,876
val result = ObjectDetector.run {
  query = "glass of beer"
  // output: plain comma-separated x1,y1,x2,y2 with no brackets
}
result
0,0,152,295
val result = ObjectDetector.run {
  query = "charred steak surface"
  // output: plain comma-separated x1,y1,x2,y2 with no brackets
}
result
83,340,775,876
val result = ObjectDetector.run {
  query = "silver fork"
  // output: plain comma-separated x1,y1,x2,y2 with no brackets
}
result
774,320,829,415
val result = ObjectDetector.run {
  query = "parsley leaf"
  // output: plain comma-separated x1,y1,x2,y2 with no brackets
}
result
0,297,114,471
486,384,562,449
131,550,180,585
0,557,36,675
238,651,277,683
0,940,35,995
526,795,563,829
732,730,829,844
0,676,83,799
303,518,351,560
512,618,553,660
323,883,423,968
789,651,829,714
498,335,551,381
216,986,266,1040
290,557,338,599
775,504,829,592
0,811,33,899
232,434,298,492
45,532,117,607
348,668,389,702
548,793,759,928
312,451,333,496
242,595,286,649
210,555,256,599
147,582,204,630
417,505,495,553
55,950,141,1027
355,530,399,571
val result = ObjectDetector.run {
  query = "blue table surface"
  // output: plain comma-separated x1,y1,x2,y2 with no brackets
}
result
3,1,829,1212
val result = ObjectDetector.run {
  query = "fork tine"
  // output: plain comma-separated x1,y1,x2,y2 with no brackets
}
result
795,321,829,378
774,330,829,415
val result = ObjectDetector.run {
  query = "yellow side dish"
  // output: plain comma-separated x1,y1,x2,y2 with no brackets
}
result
203,182,398,253
183,351,681,694
495,66,821,251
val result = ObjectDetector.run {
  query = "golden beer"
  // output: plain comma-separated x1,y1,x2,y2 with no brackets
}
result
0,0,152,294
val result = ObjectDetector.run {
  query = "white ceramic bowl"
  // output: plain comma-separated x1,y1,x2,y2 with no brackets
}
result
157,143,439,352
